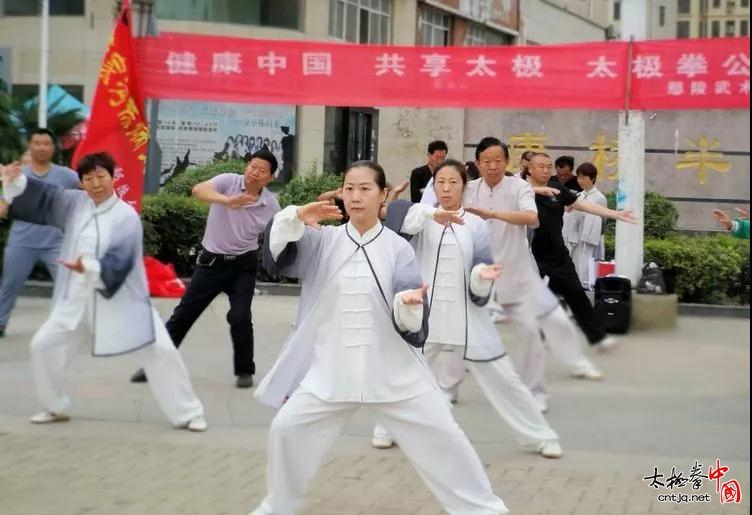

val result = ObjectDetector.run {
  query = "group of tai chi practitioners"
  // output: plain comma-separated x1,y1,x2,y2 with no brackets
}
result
0,134,638,515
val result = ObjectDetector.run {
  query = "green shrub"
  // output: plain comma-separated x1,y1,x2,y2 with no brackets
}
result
604,191,678,240
141,194,208,277
277,165,342,208
604,233,749,304
644,234,749,304
159,159,246,197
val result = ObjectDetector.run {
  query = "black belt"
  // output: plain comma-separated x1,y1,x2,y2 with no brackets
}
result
198,248,256,265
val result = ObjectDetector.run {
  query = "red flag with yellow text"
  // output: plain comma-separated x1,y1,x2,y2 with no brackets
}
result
72,0,148,211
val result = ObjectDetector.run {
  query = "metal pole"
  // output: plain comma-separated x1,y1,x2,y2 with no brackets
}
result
38,0,50,128
141,2,163,194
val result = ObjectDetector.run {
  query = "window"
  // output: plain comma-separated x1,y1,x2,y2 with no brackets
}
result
725,19,736,35
485,29,514,45
659,5,666,26
2,0,84,15
419,7,451,46
11,84,84,102
614,0,621,21
742,0,749,7
742,19,749,35
713,0,721,7
464,24,514,46
157,0,302,30
465,24,486,46
678,0,691,13
329,0,390,44
324,107,379,174
712,19,721,35
677,20,691,38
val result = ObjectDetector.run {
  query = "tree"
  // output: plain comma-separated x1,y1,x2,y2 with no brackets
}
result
0,91,24,164
0,89,85,166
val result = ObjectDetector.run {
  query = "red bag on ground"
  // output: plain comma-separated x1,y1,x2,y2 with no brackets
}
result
143,256,186,298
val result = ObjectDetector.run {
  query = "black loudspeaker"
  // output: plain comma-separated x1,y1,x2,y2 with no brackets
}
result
594,276,632,334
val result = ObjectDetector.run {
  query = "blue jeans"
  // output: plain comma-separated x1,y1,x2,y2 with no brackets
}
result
0,245,60,328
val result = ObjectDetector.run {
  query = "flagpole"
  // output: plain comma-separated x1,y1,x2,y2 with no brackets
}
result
38,0,50,128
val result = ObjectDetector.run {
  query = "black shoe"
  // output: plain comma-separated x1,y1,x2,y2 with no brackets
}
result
0,327,5,338
235,374,254,388
130,368,147,383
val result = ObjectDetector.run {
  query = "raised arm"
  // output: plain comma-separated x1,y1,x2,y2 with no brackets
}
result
192,174,258,208
2,162,81,231
391,244,430,348
262,201,342,278
573,198,637,224
468,221,500,306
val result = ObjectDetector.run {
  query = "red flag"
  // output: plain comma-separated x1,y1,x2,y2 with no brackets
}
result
72,0,149,211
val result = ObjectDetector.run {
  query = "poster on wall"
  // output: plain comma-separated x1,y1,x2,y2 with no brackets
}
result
155,100,296,184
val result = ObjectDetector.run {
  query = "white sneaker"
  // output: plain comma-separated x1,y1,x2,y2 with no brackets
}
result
185,415,208,432
371,437,395,449
539,440,562,459
30,411,70,424
594,336,617,353
571,368,604,381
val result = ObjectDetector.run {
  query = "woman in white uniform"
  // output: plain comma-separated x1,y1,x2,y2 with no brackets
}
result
247,161,509,515
372,159,562,459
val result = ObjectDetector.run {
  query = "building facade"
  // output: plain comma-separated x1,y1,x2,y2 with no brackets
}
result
2,0,746,230
611,0,678,39
675,0,750,39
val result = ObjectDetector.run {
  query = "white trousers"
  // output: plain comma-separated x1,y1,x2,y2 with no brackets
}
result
501,297,548,404
30,306,204,426
376,346,558,447
571,242,599,289
519,304,601,402
426,342,467,391
257,389,509,515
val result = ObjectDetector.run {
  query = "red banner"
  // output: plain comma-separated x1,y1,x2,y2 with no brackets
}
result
135,33,749,110
72,0,149,211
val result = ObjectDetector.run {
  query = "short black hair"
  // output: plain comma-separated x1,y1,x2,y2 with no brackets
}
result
343,160,387,190
76,152,115,180
427,140,448,155
521,150,536,161
465,161,480,180
248,148,278,173
576,162,598,183
28,127,56,144
434,159,468,185
475,137,509,161
554,155,574,170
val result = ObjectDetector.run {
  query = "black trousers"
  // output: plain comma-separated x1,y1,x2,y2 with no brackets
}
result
538,257,606,345
165,249,257,376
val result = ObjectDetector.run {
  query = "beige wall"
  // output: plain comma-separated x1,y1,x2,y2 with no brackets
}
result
377,107,466,188
521,0,610,44
464,108,751,231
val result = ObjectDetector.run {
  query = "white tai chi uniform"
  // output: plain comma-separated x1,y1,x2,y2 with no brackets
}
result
3,174,204,426
374,201,559,448
463,177,599,408
565,186,607,289
250,206,508,515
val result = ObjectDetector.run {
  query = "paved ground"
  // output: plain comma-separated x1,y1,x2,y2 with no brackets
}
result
0,294,749,515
